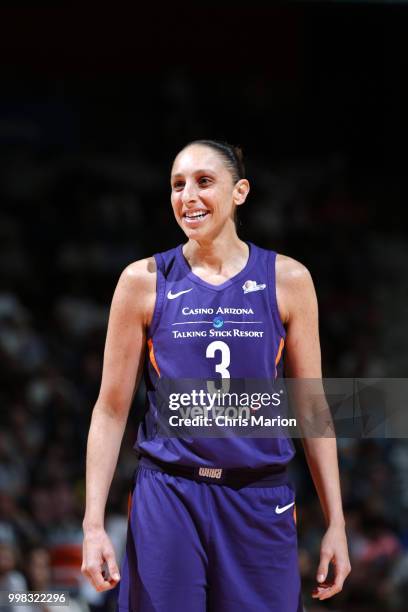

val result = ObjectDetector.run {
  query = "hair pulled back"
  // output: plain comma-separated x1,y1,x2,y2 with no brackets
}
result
183,139,245,183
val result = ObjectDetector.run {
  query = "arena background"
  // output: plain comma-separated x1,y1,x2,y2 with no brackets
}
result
0,3,407,611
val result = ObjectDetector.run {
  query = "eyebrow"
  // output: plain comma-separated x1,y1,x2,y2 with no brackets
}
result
171,169,215,179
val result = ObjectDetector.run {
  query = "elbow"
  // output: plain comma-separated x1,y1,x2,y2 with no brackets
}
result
93,395,131,422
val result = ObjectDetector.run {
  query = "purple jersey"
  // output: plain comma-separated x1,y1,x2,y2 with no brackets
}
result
135,241,295,469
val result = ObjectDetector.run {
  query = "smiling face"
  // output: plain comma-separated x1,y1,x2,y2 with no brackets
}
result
170,144,249,242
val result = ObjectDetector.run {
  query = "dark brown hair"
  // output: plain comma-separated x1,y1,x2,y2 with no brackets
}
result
183,139,245,183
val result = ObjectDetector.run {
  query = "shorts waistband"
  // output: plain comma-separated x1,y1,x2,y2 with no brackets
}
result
137,454,290,489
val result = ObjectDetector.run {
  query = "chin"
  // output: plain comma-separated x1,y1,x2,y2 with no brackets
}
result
183,227,206,240
180,221,208,238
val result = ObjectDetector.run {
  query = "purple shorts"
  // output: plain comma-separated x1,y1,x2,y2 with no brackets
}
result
118,463,303,612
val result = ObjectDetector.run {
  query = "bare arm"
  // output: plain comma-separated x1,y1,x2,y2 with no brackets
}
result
82,257,156,591
277,255,351,601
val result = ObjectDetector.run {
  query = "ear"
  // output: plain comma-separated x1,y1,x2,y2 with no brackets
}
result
233,179,250,206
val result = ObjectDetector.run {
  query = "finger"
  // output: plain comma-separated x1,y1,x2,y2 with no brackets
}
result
104,552,121,584
87,563,116,592
316,550,331,584
92,573,117,592
315,564,350,601
315,583,341,601
311,580,334,599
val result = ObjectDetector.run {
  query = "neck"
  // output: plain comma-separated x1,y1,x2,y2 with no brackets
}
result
183,224,248,275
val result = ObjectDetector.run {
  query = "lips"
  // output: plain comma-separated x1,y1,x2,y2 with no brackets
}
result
183,209,210,219
182,209,211,225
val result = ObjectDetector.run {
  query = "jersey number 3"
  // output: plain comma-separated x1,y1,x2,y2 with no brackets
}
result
206,341,230,392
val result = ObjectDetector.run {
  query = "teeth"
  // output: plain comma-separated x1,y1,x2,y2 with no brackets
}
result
185,211,208,218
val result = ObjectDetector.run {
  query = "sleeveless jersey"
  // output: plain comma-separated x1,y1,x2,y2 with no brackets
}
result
135,241,295,469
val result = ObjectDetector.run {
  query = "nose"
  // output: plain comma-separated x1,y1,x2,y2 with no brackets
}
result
181,180,198,205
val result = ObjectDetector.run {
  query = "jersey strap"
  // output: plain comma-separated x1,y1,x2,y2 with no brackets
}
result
148,251,167,337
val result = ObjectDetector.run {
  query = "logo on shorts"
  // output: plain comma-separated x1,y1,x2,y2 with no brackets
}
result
198,467,223,479
242,280,266,294
275,501,295,514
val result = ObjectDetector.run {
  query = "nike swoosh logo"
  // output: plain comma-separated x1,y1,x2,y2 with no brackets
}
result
275,501,295,514
167,288,193,300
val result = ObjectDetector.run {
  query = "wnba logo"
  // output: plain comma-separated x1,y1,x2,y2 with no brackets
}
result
198,467,223,479
242,280,266,294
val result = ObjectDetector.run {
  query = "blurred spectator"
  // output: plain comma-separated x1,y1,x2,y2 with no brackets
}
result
0,542,30,612
24,546,89,612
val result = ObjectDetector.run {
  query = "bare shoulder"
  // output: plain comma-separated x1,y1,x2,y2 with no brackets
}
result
122,256,157,289
275,254,316,323
112,257,157,326
276,254,313,288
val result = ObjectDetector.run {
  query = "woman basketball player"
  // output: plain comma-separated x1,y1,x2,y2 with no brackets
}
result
82,140,351,611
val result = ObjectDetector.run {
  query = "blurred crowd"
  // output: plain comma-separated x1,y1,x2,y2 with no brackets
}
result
1,76,408,611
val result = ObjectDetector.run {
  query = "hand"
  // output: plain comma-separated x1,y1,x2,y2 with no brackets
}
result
312,523,351,601
82,526,121,592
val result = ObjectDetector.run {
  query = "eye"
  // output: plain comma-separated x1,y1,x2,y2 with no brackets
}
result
172,181,184,190
198,176,211,186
